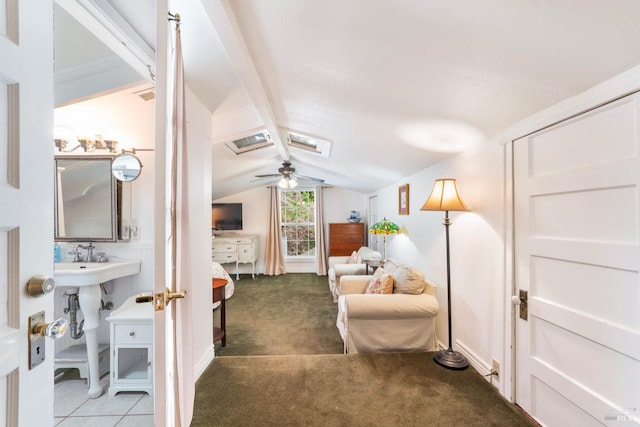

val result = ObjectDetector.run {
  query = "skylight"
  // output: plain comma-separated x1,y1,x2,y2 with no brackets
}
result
224,130,273,154
285,130,331,158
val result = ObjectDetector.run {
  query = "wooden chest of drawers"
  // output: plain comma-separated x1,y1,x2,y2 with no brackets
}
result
329,223,365,256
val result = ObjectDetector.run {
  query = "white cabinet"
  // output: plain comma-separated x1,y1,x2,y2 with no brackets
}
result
212,234,259,279
107,295,153,396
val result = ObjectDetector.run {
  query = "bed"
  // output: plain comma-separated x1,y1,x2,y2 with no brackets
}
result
212,261,235,309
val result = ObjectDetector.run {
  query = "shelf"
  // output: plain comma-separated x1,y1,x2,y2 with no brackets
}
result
118,357,149,380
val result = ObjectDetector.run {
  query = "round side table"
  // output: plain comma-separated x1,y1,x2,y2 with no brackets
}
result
212,278,228,346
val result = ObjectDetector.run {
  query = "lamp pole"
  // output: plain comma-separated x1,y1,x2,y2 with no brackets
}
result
433,210,468,369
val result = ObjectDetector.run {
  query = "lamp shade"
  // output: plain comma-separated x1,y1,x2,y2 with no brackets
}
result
420,178,469,212
369,217,400,235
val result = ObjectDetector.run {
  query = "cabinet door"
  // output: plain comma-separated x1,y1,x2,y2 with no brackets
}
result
237,243,253,262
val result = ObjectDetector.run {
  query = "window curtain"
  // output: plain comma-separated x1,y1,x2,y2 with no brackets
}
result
315,185,327,275
264,186,286,275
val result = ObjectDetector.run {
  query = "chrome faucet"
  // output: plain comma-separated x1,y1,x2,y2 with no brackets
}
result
78,243,96,262
68,246,82,262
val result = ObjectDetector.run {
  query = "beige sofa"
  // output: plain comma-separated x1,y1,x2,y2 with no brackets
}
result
328,246,382,302
336,259,439,353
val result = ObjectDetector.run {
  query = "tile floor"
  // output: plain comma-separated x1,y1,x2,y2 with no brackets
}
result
55,370,153,426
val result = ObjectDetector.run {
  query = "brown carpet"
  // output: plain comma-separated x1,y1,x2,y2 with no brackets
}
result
193,273,536,426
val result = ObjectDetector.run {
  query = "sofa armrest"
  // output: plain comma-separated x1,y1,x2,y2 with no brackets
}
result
328,256,350,268
333,264,366,278
340,275,372,294
344,293,439,320
424,279,437,296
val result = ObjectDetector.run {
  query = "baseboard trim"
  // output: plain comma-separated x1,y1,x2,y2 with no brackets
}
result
455,340,505,394
436,338,496,383
194,346,216,381
455,339,491,376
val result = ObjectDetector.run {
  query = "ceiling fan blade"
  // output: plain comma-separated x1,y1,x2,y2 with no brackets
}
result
250,176,276,182
293,173,325,183
254,173,281,178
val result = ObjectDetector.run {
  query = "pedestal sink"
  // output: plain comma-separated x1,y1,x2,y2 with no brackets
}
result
54,258,141,398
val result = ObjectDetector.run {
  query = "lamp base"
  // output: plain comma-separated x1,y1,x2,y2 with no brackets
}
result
433,349,468,370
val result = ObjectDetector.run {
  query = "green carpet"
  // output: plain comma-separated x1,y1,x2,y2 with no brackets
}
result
194,273,536,426
214,273,344,356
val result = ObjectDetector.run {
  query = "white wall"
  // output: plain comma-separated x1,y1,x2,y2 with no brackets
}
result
53,82,216,384
213,186,368,273
367,141,505,379
369,64,640,400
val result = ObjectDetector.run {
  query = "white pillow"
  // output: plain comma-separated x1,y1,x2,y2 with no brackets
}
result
365,267,393,294
391,265,426,294
347,250,361,264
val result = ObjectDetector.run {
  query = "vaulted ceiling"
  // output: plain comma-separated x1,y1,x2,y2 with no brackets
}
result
55,0,640,199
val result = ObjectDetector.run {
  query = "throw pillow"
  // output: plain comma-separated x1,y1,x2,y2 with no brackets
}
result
347,251,360,264
365,267,394,294
391,265,426,294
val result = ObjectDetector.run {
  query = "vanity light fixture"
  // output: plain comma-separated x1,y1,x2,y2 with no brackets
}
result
75,135,119,153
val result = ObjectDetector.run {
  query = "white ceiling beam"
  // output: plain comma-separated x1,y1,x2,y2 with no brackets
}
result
201,0,290,161
55,0,155,82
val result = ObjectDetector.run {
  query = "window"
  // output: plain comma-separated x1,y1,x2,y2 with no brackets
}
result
280,189,316,257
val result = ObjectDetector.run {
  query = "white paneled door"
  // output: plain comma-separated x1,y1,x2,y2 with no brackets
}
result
0,1,55,425
514,94,640,426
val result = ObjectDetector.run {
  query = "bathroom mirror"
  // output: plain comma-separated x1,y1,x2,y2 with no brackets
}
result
55,155,117,242
111,153,142,182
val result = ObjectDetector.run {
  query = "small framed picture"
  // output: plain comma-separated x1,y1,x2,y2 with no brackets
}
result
398,184,409,215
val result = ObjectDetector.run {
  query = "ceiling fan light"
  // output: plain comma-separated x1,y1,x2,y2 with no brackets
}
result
278,176,298,189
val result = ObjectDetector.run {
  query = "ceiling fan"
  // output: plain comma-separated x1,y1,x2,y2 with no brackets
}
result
253,161,324,188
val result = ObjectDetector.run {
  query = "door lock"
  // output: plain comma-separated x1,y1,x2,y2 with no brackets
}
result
512,290,528,320
26,275,55,296
136,288,187,311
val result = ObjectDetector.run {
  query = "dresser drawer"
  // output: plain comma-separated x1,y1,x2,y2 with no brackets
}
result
233,238,254,244
212,252,236,262
212,244,236,253
115,323,152,344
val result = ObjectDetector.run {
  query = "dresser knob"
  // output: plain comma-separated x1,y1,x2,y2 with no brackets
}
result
129,331,135,336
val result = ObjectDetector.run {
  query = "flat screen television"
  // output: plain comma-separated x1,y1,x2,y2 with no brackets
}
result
211,203,243,230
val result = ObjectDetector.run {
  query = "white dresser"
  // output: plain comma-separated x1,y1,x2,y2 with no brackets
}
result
212,234,259,279
106,294,153,396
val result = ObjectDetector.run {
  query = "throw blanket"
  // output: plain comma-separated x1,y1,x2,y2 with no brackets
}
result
212,261,235,309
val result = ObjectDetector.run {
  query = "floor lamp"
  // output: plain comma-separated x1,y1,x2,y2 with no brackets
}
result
421,178,469,370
